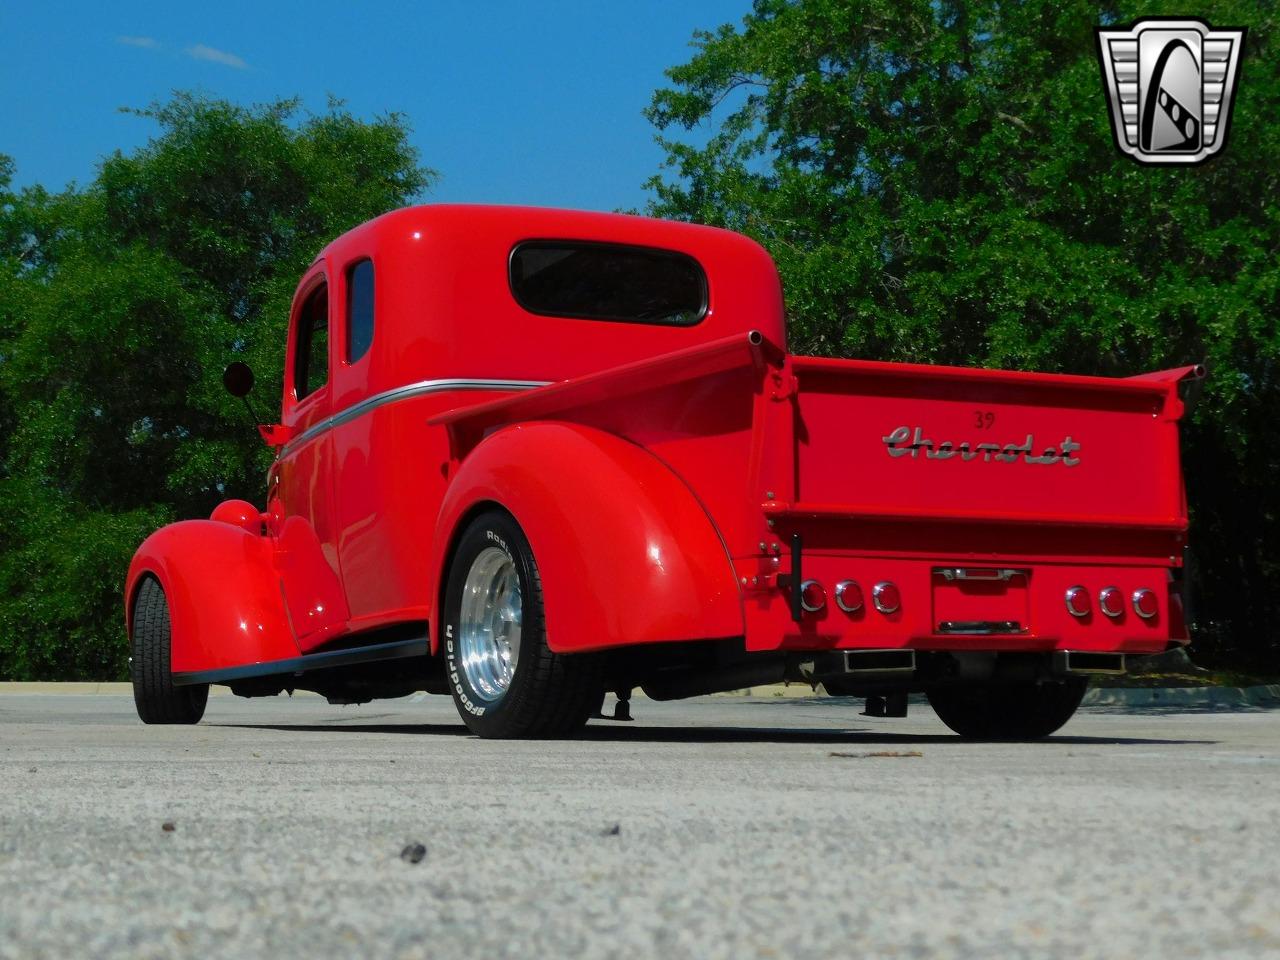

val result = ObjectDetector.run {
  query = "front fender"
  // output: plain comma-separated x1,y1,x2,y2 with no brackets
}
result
126,520,299,674
429,422,744,654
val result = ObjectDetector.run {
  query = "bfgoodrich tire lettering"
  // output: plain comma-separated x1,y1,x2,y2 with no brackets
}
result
130,577,208,725
443,510,602,738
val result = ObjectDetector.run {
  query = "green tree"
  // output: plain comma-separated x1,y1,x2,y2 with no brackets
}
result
645,0,1280,666
0,95,431,679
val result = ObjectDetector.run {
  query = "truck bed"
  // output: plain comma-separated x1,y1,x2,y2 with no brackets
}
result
434,331,1196,655
785,354,1192,531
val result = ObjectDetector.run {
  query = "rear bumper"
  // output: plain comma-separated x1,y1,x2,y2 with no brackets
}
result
738,554,1186,656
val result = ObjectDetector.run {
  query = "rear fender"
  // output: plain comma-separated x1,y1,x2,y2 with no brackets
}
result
429,422,744,654
126,520,299,674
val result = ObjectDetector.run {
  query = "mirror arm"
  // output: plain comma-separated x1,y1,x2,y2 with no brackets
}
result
238,394,265,426
222,361,285,448
238,395,290,448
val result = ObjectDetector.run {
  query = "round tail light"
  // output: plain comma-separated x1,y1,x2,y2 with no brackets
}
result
1099,586,1124,618
1132,588,1158,619
1065,585,1091,618
834,580,863,613
799,580,826,613
872,581,900,614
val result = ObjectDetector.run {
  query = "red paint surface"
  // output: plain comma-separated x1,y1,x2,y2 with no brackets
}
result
125,205,1193,676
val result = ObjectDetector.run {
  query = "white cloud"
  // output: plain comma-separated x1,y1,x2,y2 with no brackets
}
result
117,35,159,49
185,44,249,70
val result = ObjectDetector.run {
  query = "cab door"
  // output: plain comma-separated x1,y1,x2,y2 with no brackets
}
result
274,263,349,648
328,256,386,622
328,255,437,627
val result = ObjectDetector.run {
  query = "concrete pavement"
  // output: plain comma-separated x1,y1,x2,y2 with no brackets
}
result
2,693,1278,959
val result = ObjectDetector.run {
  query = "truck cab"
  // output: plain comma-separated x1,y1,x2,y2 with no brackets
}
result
126,204,1199,738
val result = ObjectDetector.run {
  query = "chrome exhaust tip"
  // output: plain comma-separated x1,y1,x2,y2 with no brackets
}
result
843,649,916,674
1054,651,1126,676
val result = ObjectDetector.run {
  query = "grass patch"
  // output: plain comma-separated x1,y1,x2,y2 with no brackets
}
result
1094,669,1280,689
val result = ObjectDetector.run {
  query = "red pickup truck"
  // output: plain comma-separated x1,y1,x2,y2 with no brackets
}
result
126,204,1200,739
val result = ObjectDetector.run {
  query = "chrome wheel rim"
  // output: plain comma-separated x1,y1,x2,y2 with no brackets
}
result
458,546,522,702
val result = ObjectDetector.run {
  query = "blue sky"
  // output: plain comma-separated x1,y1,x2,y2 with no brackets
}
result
0,1,751,212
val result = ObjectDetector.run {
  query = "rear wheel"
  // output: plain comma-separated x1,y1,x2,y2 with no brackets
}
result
927,679,1087,739
130,578,208,724
442,510,602,738
822,679,857,697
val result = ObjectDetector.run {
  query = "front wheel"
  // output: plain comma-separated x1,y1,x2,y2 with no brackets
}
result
130,577,208,724
927,679,1087,740
442,510,602,738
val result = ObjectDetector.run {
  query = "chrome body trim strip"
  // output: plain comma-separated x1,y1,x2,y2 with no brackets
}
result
280,378,550,458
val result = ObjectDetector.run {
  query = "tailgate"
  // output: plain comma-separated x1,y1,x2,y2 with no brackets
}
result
785,356,1196,530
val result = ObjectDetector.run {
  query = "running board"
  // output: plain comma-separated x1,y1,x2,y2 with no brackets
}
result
172,636,428,686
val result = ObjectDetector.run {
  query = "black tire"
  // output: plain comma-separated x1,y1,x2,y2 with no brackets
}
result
130,577,208,725
822,679,857,697
442,510,602,738
927,679,1087,739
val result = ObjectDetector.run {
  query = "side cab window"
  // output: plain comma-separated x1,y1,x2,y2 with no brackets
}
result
293,280,330,402
346,259,375,363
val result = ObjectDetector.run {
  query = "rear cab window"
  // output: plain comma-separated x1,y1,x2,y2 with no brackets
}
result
509,241,707,326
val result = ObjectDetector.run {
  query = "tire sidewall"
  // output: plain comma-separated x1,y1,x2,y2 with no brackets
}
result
442,511,542,736
131,576,208,724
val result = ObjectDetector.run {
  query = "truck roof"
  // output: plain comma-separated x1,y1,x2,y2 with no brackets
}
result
315,203,771,266
303,204,786,389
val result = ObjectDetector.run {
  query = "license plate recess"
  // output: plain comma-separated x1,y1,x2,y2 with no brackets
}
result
932,567,1030,635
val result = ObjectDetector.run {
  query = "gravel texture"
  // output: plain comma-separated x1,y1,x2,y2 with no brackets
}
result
1,693,1278,959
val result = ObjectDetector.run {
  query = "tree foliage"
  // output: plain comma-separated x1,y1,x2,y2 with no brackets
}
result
646,0,1279,665
0,95,431,679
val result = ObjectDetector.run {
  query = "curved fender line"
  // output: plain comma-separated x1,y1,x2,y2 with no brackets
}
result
638,443,746,630
126,520,299,675
428,422,744,655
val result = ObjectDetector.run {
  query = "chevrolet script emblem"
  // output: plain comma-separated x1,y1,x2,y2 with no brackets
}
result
1096,18,1245,165
882,427,1081,468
